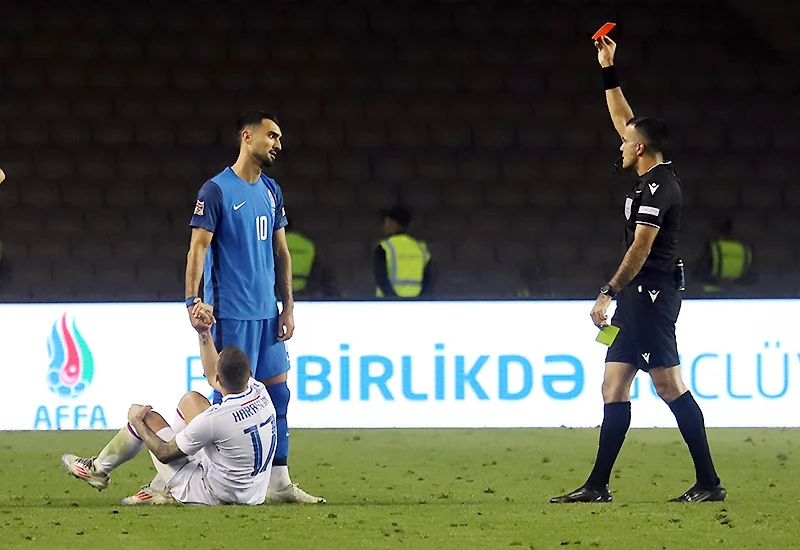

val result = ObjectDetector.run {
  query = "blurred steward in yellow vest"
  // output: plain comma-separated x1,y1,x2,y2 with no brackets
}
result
698,218,756,293
285,230,315,293
285,221,339,298
374,206,432,298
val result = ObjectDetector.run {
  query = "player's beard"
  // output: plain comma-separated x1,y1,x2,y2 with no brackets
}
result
253,151,274,170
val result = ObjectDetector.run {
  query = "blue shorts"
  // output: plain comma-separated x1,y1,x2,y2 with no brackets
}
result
212,318,290,381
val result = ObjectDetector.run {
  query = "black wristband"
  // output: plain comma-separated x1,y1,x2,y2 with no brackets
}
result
602,65,620,90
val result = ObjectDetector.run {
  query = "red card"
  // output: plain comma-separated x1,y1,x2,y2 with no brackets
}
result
592,22,616,40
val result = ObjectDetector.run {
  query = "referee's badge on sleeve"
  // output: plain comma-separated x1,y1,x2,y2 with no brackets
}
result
194,200,205,216
624,196,633,220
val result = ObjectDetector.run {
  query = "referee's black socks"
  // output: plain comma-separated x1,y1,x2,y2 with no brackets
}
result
586,401,632,490
668,391,720,489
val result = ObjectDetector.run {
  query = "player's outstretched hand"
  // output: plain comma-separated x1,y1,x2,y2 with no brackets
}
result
277,307,294,342
127,404,152,425
590,294,612,329
595,35,616,68
188,299,215,333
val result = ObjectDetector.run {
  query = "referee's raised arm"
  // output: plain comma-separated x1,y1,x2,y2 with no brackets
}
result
596,36,634,138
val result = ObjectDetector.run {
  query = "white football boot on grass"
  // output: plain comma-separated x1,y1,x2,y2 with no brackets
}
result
267,484,326,504
121,484,174,505
61,454,109,491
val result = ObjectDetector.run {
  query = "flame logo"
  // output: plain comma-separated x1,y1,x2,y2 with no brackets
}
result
47,314,94,399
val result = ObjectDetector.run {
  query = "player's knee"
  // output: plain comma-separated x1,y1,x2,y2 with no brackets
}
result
179,391,211,418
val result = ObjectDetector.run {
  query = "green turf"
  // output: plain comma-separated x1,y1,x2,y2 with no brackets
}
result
0,428,797,549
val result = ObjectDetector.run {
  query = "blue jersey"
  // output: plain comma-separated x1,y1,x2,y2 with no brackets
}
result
190,167,288,321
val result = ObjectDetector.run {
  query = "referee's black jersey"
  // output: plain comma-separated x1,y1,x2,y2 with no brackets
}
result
623,161,682,284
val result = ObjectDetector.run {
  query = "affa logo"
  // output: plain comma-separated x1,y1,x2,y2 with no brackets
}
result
47,313,94,398
35,314,107,430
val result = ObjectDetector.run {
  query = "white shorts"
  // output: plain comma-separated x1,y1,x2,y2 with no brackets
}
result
150,450,223,506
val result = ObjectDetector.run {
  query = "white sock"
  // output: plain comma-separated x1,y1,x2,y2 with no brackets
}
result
269,465,292,492
147,412,186,492
156,426,175,442
172,408,188,434
95,423,144,475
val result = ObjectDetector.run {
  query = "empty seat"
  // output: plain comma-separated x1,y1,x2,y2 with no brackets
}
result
538,239,580,264
697,183,740,210
528,183,569,209
9,258,53,288
442,182,484,209
356,181,400,213
371,154,415,182
116,237,156,260
429,123,472,148
136,122,175,147
315,181,357,209
457,155,499,182
486,182,527,208
496,239,536,267
28,235,70,261
287,151,328,180
510,208,552,235
453,236,496,265
50,120,91,147
729,126,770,151
304,122,345,149
469,209,510,235
137,259,181,288
400,183,444,210
740,184,782,210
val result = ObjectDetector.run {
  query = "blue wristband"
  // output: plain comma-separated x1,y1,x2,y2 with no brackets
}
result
186,296,199,308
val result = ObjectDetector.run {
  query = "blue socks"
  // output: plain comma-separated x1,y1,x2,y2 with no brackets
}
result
266,382,290,466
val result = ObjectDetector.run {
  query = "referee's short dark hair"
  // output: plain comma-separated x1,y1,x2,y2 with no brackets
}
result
237,110,280,141
627,116,668,154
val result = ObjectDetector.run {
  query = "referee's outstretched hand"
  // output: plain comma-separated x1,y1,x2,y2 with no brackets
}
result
595,35,617,68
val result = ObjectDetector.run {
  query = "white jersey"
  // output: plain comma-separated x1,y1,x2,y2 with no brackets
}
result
175,379,276,505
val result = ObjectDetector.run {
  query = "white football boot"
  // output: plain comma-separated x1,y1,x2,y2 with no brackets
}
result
61,454,110,491
267,483,326,504
121,484,174,505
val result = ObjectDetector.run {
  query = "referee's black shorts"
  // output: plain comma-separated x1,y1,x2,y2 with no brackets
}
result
605,282,681,371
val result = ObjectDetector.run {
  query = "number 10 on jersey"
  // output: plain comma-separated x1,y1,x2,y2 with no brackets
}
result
256,215,269,241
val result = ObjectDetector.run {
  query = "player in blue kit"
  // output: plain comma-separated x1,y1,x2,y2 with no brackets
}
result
123,111,324,505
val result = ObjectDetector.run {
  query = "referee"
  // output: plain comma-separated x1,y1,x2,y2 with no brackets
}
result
550,36,725,503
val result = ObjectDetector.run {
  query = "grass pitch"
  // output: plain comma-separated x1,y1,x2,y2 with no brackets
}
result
0,428,797,549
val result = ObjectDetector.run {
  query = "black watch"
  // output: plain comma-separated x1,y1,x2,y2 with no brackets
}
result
599,284,617,298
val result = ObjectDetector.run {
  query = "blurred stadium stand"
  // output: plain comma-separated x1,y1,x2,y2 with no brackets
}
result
0,0,797,301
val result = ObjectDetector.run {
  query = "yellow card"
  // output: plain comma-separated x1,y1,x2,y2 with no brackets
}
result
595,325,620,346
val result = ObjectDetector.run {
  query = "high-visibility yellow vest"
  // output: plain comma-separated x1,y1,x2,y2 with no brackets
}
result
703,239,752,293
377,234,430,298
286,232,315,292
710,239,751,280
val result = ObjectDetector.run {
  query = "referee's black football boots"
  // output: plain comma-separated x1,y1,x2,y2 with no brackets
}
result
550,485,612,503
668,484,727,503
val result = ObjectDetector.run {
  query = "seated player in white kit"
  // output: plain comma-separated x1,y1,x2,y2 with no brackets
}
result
61,315,278,506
